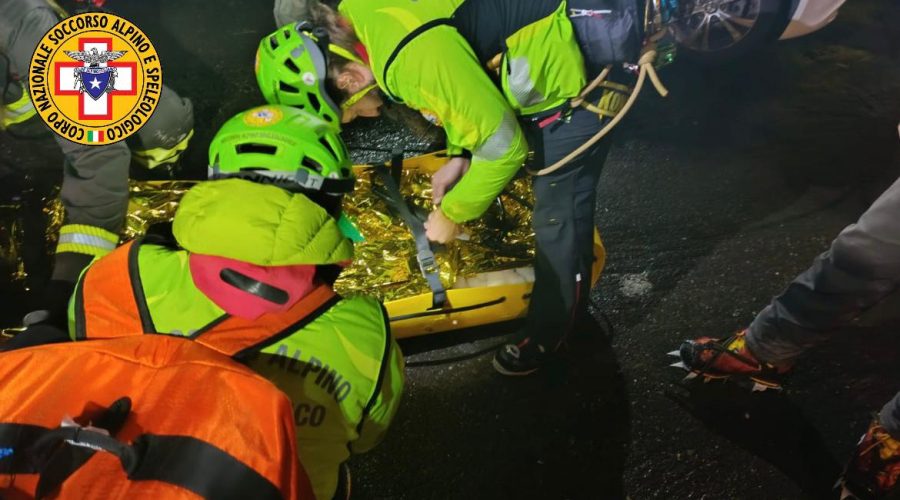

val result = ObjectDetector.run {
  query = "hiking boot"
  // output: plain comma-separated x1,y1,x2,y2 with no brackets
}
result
493,337,553,376
670,329,791,391
839,418,900,499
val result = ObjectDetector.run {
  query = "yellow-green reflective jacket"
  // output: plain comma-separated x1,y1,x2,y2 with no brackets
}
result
339,0,585,223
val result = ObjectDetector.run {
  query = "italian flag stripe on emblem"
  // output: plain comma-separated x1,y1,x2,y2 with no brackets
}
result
87,130,104,143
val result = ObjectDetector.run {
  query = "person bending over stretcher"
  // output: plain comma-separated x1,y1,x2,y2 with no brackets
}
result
261,0,638,375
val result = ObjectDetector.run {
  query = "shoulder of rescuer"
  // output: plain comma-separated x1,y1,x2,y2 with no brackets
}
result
337,0,586,223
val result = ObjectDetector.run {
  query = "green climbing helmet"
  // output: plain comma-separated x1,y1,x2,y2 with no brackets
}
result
255,22,342,127
208,104,354,196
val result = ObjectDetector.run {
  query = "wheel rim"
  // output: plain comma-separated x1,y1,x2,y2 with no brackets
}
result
672,0,761,52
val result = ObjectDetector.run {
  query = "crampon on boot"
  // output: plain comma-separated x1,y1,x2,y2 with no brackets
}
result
669,329,790,392
838,418,900,500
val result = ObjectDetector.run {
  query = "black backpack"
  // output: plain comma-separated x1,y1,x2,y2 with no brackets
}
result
567,0,645,74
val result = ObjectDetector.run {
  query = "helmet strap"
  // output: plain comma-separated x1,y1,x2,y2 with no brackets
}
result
310,27,331,54
328,43,364,65
294,169,356,194
340,83,378,110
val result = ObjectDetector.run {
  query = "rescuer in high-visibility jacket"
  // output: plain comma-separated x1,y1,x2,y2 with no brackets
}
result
66,105,405,500
265,0,635,375
1,0,194,327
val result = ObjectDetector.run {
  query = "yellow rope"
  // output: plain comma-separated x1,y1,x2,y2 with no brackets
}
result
527,46,669,176
570,65,612,108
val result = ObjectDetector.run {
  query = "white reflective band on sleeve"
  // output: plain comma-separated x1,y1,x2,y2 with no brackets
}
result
2,86,37,127
57,233,118,251
131,129,194,169
473,110,518,162
507,57,545,109
7,99,35,118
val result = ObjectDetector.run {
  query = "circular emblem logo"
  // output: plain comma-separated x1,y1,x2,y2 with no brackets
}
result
301,72,317,86
243,106,284,127
28,12,161,145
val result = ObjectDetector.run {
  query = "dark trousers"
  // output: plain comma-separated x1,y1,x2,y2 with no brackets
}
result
521,106,612,348
745,175,900,435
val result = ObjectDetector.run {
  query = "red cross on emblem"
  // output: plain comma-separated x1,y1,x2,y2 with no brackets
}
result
55,37,137,121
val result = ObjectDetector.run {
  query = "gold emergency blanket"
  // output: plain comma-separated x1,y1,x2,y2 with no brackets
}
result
0,202,27,283
35,181,195,264
6,169,536,301
337,168,534,301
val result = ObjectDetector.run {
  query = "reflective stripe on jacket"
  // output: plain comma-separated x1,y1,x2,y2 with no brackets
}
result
131,128,194,168
1,84,36,128
56,223,119,257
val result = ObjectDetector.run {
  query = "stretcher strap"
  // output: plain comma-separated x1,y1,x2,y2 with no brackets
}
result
373,166,447,309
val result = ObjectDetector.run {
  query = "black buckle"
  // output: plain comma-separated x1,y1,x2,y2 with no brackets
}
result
311,27,330,53
418,254,438,276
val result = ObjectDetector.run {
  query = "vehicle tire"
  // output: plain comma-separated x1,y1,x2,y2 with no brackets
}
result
671,0,793,64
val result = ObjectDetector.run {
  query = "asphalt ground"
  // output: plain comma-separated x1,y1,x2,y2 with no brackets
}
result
2,1,900,498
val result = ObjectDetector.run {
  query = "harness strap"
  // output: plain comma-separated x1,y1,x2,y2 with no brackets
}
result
0,421,283,500
382,18,455,102
194,284,341,360
34,397,132,499
372,165,448,309
294,168,357,194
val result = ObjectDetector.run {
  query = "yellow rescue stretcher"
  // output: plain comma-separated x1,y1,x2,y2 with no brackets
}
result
359,151,605,339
